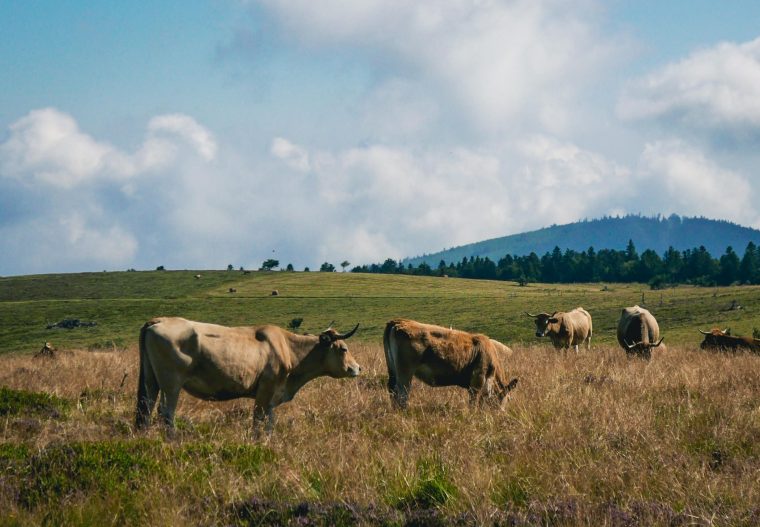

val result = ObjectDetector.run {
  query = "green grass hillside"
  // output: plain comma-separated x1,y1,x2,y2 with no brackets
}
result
2,270,760,355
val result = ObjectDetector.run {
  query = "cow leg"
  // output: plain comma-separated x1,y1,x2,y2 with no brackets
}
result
158,385,181,431
252,401,277,439
391,371,413,409
253,385,277,438
135,356,160,429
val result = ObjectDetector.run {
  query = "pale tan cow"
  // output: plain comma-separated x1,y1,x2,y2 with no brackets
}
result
617,305,664,359
525,307,593,351
383,319,518,409
135,317,360,435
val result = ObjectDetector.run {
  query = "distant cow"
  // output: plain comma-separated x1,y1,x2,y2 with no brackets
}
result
271,290,279,296
699,328,760,353
525,307,593,351
194,274,202,279
617,305,664,359
135,317,361,435
383,319,518,409
228,288,237,293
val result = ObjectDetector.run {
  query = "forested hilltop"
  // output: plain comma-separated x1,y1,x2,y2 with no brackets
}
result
404,215,760,269
355,239,760,288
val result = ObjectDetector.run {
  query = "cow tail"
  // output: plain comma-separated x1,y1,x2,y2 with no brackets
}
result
135,321,158,429
383,321,397,394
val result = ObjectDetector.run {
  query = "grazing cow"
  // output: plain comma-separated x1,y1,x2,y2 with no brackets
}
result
383,319,518,409
489,338,514,359
228,288,237,293
194,274,202,279
135,317,360,435
617,305,664,359
699,328,760,353
525,307,592,351
271,290,279,296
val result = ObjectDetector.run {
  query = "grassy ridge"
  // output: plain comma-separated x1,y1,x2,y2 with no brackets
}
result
1,271,760,525
2,270,760,355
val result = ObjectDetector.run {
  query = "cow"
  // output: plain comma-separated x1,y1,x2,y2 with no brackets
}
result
383,319,518,409
135,317,361,436
525,307,592,351
617,305,664,359
271,290,280,296
489,338,514,359
698,328,760,353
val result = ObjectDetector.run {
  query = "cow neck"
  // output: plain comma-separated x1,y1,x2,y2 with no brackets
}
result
283,333,328,396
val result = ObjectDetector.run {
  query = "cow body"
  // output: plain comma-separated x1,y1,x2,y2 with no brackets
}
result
617,306,664,359
135,317,360,435
699,328,760,353
526,307,592,351
383,319,517,409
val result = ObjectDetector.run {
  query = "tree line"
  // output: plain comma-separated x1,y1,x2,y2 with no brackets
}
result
351,241,760,288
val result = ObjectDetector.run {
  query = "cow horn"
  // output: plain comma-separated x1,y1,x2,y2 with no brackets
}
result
653,337,664,347
324,320,335,331
334,323,359,340
699,329,710,335
624,340,636,350
525,312,538,318
723,327,730,335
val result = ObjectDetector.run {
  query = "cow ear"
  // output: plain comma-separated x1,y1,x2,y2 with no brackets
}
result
319,332,332,345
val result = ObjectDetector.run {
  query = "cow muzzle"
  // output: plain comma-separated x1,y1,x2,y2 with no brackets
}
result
347,364,361,377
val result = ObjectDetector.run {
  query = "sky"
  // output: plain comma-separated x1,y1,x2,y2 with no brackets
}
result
2,1,760,275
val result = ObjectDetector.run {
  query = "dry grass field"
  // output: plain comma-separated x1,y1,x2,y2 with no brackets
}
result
1,271,760,525
1,340,759,526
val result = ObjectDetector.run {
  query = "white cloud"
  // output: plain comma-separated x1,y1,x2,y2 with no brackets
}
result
638,140,759,226
0,213,138,274
618,37,760,134
148,114,218,161
0,108,217,188
252,0,618,135
270,137,310,172
0,108,218,274
0,108,133,188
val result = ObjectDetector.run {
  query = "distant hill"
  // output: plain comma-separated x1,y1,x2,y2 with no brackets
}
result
405,215,760,266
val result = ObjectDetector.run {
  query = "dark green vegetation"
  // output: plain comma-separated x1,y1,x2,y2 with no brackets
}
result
3,268,760,355
0,387,70,417
405,214,760,269
363,239,760,289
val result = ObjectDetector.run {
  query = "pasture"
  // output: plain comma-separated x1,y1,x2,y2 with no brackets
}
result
1,270,759,525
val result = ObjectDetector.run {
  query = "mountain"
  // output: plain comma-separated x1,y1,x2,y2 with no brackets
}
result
404,215,760,266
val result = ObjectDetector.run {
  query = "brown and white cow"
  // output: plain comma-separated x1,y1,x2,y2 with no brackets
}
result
135,317,360,435
699,328,760,353
617,306,664,359
383,319,518,409
525,307,593,351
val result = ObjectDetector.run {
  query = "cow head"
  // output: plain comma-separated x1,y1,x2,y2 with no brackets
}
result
318,323,361,378
698,328,730,350
623,337,664,358
525,312,558,337
494,377,519,408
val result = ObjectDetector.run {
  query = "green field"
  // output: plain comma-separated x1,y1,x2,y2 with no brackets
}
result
2,270,760,355
1,271,760,526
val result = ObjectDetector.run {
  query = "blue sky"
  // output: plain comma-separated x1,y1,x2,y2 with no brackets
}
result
2,1,760,275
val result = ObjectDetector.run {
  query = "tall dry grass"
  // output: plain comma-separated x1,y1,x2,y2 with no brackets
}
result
1,342,759,525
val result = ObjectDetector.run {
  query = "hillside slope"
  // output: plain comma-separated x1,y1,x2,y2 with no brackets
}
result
405,215,760,266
